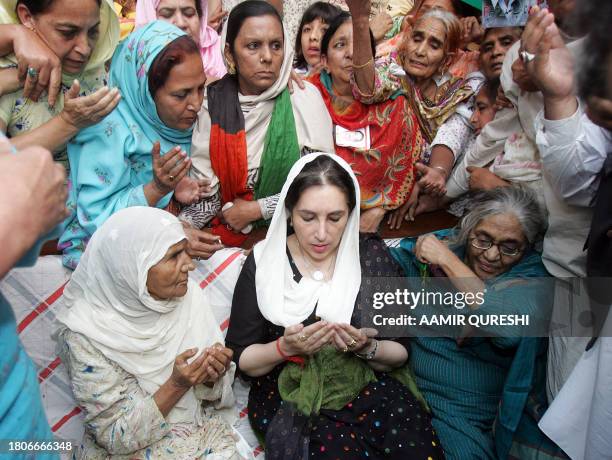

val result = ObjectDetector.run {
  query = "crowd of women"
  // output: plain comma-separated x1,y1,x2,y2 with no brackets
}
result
1,0,611,458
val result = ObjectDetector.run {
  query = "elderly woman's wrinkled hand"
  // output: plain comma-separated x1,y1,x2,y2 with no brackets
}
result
414,234,452,266
11,24,62,106
170,347,213,389
201,343,233,383
281,321,336,356
182,224,224,260
60,80,121,129
332,324,377,354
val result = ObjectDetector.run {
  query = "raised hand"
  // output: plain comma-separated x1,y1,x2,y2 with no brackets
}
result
170,348,211,388
522,7,574,101
60,80,121,129
370,12,393,42
345,0,372,19
151,142,191,195
459,16,484,46
174,176,211,205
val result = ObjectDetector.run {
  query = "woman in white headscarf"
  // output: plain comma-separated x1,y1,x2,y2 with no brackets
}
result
226,153,444,459
179,0,334,248
55,206,252,459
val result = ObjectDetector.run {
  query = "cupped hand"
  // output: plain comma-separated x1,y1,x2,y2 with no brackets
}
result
170,348,210,388
332,324,378,354
60,80,121,129
174,176,211,205
280,321,336,356
152,142,191,195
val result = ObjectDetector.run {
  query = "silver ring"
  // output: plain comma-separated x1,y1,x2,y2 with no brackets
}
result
27,67,38,79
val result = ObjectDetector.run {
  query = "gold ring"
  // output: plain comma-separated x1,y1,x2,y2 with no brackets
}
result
348,338,357,348
342,346,349,353
298,334,308,342
169,175,175,181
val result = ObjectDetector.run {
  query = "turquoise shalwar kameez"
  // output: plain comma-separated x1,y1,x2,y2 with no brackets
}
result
59,21,193,269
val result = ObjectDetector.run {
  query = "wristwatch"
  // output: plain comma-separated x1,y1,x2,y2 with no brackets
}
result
520,50,536,64
355,339,378,360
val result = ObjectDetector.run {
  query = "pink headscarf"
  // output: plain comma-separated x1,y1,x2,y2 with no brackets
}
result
135,0,227,78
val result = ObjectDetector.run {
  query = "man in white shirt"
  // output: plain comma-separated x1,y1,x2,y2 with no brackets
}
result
524,3,612,458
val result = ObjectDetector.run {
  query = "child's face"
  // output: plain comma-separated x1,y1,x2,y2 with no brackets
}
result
470,89,496,136
300,17,329,67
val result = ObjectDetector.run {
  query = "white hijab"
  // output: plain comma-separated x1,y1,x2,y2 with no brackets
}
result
56,207,235,424
253,153,362,327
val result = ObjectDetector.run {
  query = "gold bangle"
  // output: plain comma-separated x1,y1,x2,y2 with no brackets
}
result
352,58,373,70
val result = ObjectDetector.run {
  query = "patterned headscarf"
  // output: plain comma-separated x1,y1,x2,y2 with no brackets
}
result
108,20,194,150
135,0,226,78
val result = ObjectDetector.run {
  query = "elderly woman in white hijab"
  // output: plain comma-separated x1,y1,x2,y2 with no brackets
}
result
179,0,334,248
226,153,444,459
55,207,253,459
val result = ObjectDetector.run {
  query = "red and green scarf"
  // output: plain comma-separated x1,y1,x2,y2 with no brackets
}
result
207,74,301,246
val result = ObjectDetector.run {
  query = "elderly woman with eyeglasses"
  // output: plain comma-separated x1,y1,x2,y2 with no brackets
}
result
391,186,564,460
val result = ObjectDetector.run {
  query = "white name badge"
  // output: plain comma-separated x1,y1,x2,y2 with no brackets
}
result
335,124,371,150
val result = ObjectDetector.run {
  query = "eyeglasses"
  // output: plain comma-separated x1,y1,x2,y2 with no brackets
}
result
470,236,523,257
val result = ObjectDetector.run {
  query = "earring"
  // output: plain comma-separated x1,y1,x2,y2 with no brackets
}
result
227,63,236,75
